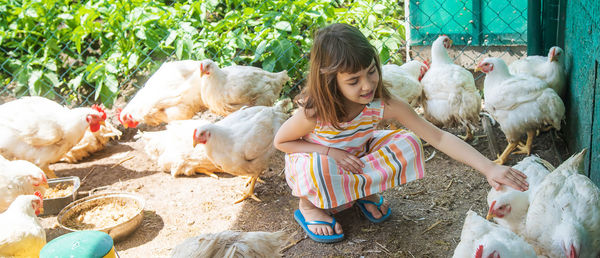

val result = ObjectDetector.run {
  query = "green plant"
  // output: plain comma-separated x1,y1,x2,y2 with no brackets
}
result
0,0,405,106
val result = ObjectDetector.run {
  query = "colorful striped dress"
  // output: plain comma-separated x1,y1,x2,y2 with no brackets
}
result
284,99,425,210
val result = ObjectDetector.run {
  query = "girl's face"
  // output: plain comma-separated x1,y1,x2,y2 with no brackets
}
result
335,60,379,105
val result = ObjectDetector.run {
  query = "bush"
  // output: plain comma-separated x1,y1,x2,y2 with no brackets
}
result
0,0,405,107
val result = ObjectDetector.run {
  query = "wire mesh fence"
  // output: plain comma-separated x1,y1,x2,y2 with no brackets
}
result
0,0,528,108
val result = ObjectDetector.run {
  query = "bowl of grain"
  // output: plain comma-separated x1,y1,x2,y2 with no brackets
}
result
57,192,145,242
43,176,80,215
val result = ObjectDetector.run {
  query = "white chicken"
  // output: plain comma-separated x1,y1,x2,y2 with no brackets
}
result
138,119,219,178
0,97,107,178
477,57,565,165
198,59,289,116
0,193,46,257
171,231,287,258
382,60,428,107
525,149,600,258
60,120,122,163
509,46,566,97
453,210,537,258
421,35,481,141
118,60,205,128
192,100,290,203
0,155,48,212
486,155,554,236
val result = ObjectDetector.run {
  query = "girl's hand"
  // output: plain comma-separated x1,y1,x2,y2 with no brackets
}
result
328,147,364,174
485,164,529,191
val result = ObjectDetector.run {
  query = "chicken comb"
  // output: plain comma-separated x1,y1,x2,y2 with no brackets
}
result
34,191,44,200
92,104,107,120
423,59,430,69
475,245,483,258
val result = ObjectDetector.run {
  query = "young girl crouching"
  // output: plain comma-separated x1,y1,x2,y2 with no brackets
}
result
273,23,528,243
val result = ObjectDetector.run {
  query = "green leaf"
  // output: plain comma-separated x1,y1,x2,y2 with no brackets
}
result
105,74,118,93
164,30,177,46
94,80,103,101
252,40,268,63
262,52,277,72
128,53,139,70
44,72,60,87
379,44,390,64
28,70,43,95
68,74,83,91
243,7,254,16
274,21,291,31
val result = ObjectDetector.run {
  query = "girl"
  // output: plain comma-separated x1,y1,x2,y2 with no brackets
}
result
273,23,528,243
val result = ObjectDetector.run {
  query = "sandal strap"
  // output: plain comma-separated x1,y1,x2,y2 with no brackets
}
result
357,195,384,208
305,218,337,229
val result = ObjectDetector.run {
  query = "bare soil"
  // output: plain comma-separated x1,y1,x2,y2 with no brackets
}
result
39,118,569,258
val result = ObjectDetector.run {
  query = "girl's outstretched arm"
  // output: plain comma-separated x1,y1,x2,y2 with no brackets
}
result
383,99,529,191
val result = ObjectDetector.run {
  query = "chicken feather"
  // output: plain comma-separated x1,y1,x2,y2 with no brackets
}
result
0,97,107,178
525,150,600,258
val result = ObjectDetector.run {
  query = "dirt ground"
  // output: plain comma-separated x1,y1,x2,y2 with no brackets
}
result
37,110,571,258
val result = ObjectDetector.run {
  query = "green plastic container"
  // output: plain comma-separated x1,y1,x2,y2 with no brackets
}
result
39,231,117,258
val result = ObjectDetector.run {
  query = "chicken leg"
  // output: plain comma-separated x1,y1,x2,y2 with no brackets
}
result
459,127,474,142
42,166,58,179
234,175,261,204
243,176,264,186
512,130,535,156
493,142,518,165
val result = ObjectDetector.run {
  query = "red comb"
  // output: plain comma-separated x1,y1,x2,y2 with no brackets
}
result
92,104,107,120
34,191,43,200
475,245,483,258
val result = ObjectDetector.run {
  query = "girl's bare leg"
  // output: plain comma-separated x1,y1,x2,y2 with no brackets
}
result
299,198,343,235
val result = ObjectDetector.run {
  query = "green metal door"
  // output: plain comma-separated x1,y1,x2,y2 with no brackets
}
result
564,0,599,184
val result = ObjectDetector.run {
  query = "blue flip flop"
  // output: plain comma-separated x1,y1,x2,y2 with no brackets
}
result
356,196,391,223
293,209,344,243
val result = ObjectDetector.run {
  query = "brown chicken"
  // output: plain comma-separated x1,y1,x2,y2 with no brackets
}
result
192,100,290,203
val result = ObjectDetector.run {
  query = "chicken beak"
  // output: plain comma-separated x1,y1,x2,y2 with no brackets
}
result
193,138,198,148
41,182,50,188
486,212,494,220
448,39,453,46
474,66,483,72
100,120,106,126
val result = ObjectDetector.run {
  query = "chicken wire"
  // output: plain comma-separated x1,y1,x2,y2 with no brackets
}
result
0,0,528,108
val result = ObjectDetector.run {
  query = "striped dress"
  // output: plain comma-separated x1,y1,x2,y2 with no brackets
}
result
285,99,426,210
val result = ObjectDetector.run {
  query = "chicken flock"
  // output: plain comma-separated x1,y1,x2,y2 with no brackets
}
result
455,150,600,258
0,34,594,257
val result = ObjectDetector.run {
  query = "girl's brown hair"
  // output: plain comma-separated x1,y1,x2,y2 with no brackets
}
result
297,23,389,129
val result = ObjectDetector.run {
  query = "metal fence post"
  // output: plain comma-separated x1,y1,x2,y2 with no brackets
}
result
528,0,543,55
